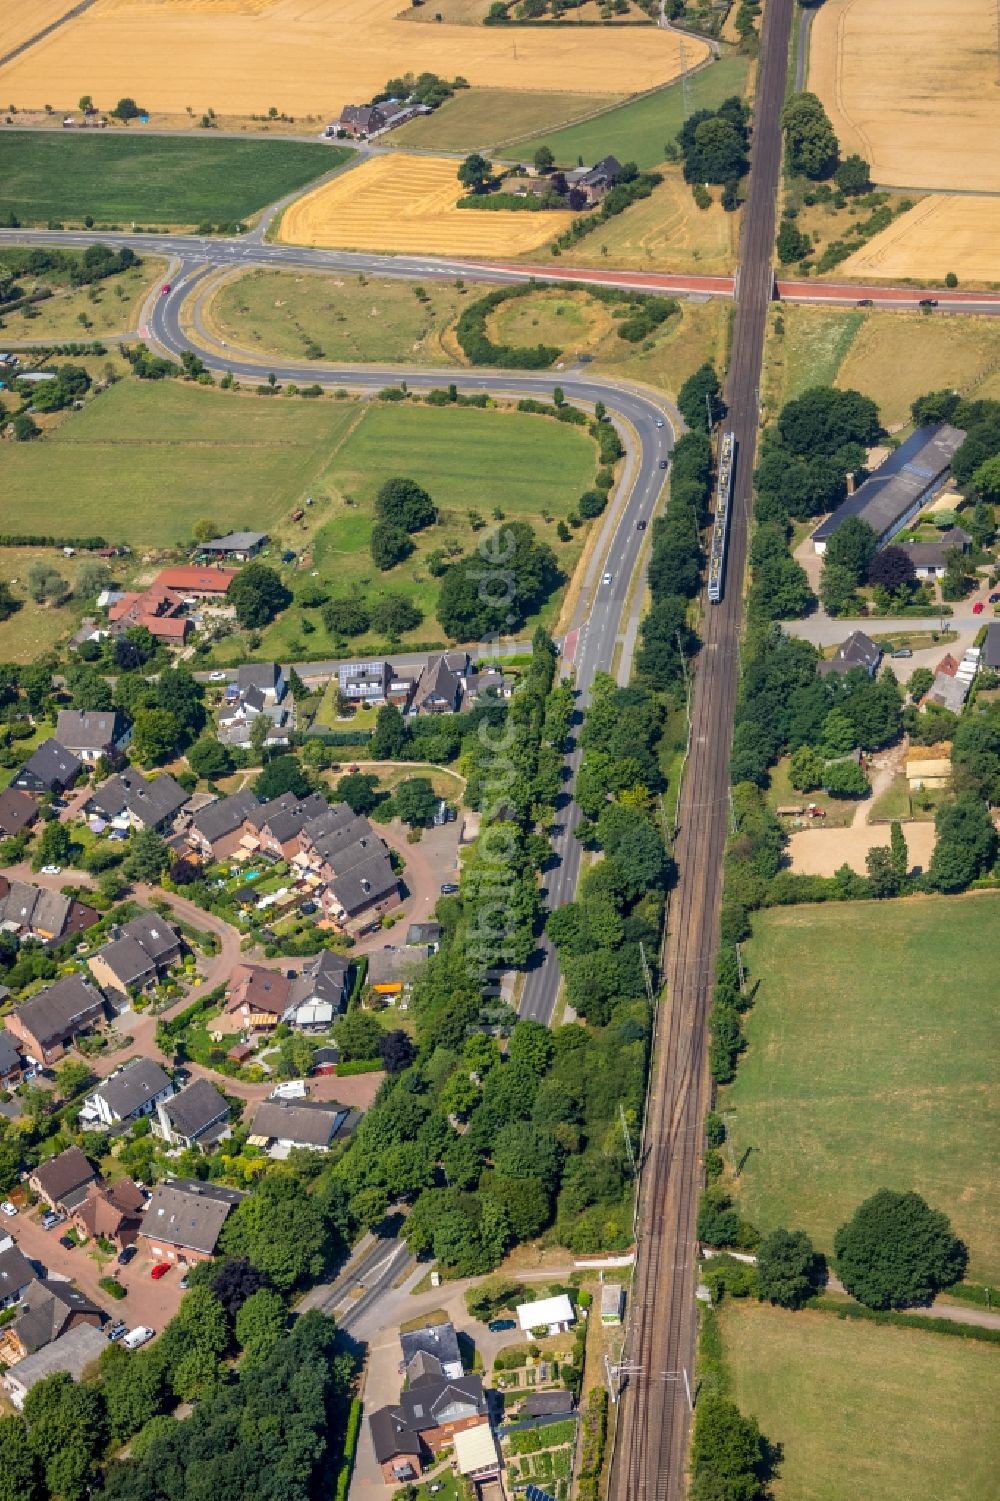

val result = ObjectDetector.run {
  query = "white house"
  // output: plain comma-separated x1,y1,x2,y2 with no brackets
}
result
516,1293,575,1338
80,1058,173,1128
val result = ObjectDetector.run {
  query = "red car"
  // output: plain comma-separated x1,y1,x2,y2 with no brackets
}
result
973,601,985,615
160,283,171,296
150,1262,171,1280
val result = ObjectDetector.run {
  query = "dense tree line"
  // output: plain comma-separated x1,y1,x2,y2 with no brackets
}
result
676,95,751,206
455,283,678,367
635,430,712,690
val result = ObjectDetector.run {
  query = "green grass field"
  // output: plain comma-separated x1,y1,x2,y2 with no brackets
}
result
721,896,1000,1280
208,400,597,663
391,87,620,154
720,1302,1000,1501
209,269,479,366
0,382,359,547
516,55,750,170
0,134,347,225
0,252,168,341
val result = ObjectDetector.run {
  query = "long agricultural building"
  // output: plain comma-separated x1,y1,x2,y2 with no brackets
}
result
811,423,966,554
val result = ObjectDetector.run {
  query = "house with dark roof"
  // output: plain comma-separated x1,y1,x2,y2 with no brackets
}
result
87,912,183,1000
0,879,98,945
155,1077,231,1152
246,791,328,859
367,944,431,997
139,1178,245,1264
338,659,392,705
897,527,971,579
87,768,189,832
369,1374,489,1486
406,921,441,951
816,630,882,679
982,621,1000,672
400,1321,463,1381
55,709,131,765
811,424,966,554
283,950,350,1029
0,1244,35,1310
28,1146,97,1212
0,1027,22,1088
337,103,389,137
247,1098,349,1157
5,976,107,1064
567,154,623,204
0,788,38,838
412,654,461,714
81,1058,173,1128
3,1323,108,1410
520,1389,575,1418
223,963,292,1034
0,1277,102,1366
188,788,261,860
235,661,285,703
200,531,268,561
70,1178,145,1252
11,739,81,794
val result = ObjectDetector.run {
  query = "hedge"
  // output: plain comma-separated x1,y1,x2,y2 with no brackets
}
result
336,1057,382,1076
0,533,108,549
333,1397,362,1501
815,1298,1000,1345
458,191,564,212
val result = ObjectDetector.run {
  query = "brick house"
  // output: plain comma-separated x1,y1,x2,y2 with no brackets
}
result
139,1179,245,1265
6,976,107,1064
29,1146,98,1212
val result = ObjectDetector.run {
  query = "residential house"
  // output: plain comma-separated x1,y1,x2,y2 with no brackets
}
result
218,683,292,749
223,963,292,1034
155,1077,231,1152
247,1098,349,1157
80,1058,174,1128
367,944,431,999
566,154,624,204
406,921,441,951
387,669,418,709
107,583,191,645
283,950,351,1029
70,1178,145,1252
905,743,952,791
87,912,183,1001
139,1178,245,1265
516,1293,575,1337
811,424,967,554
369,1374,490,1486
452,1423,501,1485
400,1321,463,1382
236,662,285,703
188,788,261,861
54,709,130,765
5,976,107,1065
897,527,971,579
200,531,268,561
11,739,81,795
0,879,99,944
155,566,238,598
0,1277,103,1368
816,630,882,679
0,1244,35,1310
0,788,38,838
245,791,329,860
334,102,424,138
339,659,392,706
0,1027,22,1088
982,621,1000,672
2,1321,107,1409
87,768,189,832
923,672,970,714
465,667,513,705
28,1146,97,1212
412,654,461,715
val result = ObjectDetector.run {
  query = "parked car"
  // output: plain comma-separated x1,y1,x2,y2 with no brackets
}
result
0,1200,17,1218
150,1262,171,1280
179,1275,189,1290
117,1245,138,1266
990,592,1000,604
107,1321,128,1342
440,882,459,895
488,1318,516,1332
123,1326,154,1350
58,1235,75,1250
40,864,62,875
891,648,913,659
973,601,985,614
209,670,227,681
42,1210,65,1230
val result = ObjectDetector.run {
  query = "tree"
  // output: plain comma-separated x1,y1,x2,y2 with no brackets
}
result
123,827,169,883
228,563,291,628
776,217,811,263
677,362,724,432
210,1257,269,1317
254,753,310,801
781,91,839,178
371,703,406,758
370,521,414,571
26,563,69,605
834,153,871,194
834,1189,967,1309
394,776,438,827
822,758,869,798
11,413,39,442
380,1028,416,1074
972,453,1000,502
193,517,218,543
533,145,555,174
76,560,112,599
99,1344,165,1443
0,1415,42,1501
824,516,878,584
492,1121,562,1193
130,707,179,765
23,1372,105,1501
335,1008,385,1061
34,819,70,869
187,735,234,780
691,1393,766,1501
788,744,824,792
322,596,370,637
686,116,748,183
755,1227,823,1308
458,152,492,191
889,819,908,880
335,770,379,814
369,594,422,636
926,793,998,891
220,1173,330,1291
112,96,142,120
436,523,559,640
819,560,859,616
234,1287,286,1369
867,545,915,592
865,844,900,898
375,477,436,531
777,385,880,457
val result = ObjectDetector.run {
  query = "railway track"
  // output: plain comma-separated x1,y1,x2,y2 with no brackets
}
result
607,2,796,1497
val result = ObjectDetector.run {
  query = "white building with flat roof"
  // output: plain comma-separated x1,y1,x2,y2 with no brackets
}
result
516,1293,575,1337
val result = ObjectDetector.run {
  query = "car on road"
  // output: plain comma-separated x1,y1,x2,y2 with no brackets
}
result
440,882,459,894
160,284,171,296
117,1245,138,1266
857,298,873,307
637,519,647,531
0,1200,17,1217
659,459,669,469
655,417,664,428
918,298,938,308
209,670,227,681
603,571,613,585
973,600,985,614
488,1318,516,1332
58,1235,76,1250
151,1262,171,1280
107,1321,128,1342
40,864,62,875
42,1210,65,1230
891,648,913,659
123,1326,155,1350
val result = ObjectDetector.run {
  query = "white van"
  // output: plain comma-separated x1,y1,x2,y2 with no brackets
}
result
123,1326,154,1350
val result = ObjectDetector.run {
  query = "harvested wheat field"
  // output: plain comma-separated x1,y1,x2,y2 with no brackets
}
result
0,0,705,118
0,0,83,59
838,195,1000,285
279,154,568,256
809,0,1000,193
836,311,1000,427
564,167,738,276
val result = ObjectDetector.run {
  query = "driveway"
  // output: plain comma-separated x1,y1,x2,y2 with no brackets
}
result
354,818,460,954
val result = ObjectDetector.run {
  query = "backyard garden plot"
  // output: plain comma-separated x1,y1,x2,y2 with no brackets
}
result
721,896,1000,1281
0,0,704,118
278,154,568,256
837,195,1000,286
720,1301,1000,1501
809,0,1000,194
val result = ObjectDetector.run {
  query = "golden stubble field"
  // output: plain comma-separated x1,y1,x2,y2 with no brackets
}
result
809,0,1000,193
278,153,569,255
0,0,707,116
839,195,1000,284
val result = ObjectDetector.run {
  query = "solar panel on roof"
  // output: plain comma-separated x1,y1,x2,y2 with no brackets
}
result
525,1487,558,1501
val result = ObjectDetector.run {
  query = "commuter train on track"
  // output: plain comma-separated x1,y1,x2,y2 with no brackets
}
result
707,430,735,604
